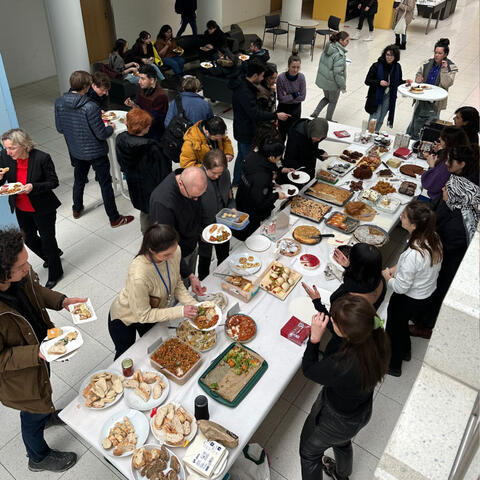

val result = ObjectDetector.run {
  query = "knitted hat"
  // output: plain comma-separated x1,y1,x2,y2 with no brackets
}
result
307,118,329,140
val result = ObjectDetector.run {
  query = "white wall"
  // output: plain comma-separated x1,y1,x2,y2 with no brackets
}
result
221,0,270,28
0,0,56,88
197,0,222,32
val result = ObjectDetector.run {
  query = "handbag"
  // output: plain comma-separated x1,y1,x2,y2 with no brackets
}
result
394,15,407,35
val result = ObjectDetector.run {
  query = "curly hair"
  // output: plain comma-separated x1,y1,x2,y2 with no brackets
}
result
0,228,24,282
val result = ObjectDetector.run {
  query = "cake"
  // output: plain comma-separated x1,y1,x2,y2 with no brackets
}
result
306,182,352,206
287,188,296,195
316,169,337,184
387,157,402,168
293,226,321,245
399,181,416,196
353,164,373,180
291,172,300,180
399,164,425,177
300,254,320,270
361,189,380,202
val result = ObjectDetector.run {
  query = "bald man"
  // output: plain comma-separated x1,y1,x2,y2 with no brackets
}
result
149,166,208,295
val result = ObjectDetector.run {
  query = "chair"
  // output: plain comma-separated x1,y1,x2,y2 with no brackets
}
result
316,15,341,48
292,27,316,61
263,14,289,50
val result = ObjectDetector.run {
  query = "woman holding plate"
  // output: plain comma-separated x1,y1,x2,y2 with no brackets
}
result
155,25,185,76
109,224,198,359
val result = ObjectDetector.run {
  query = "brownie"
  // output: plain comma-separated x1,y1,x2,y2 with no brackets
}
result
399,181,416,196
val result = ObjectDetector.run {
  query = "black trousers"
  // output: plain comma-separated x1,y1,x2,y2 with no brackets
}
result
108,314,154,360
16,209,63,282
20,411,52,462
277,103,302,142
386,292,431,369
300,390,372,480
357,12,375,31
198,241,230,280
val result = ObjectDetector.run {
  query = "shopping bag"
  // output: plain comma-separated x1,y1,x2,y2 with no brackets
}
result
228,444,271,480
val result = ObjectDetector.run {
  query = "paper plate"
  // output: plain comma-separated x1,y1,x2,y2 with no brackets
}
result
287,171,311,184
40,326,83,363
245,235,271,252
202,224,232,244
0,182,26,196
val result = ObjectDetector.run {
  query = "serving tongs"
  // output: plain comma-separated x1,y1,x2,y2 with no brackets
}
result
308,233,335,241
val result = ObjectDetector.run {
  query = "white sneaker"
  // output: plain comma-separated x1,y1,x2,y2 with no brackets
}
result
364,32,374,41
351,30,360,40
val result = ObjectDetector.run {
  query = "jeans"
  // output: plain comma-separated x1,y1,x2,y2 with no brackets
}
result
368,92,390,131
163,57,185,75
20,411,52,462
357,12,375,31
406,100,439,140
150,63,165,81
313,89,341,121
233,142,251,186
177,13,198,36
72,155,120,222
124,73,140,84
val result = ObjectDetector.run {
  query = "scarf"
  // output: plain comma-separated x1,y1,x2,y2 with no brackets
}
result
446,175,480,244
306,118,329,140
285,72,299,82
375,60,400,128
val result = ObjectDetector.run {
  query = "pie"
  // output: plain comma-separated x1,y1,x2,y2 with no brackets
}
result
399,164,425,177
277,238,301,256
293,226,321,245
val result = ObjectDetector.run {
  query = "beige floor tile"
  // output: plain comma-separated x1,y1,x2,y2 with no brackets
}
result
379,357,423,405
0,464,14,480
250,397,291,446
58,450,122,480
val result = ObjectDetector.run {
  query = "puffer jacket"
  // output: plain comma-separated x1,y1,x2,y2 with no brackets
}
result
315,41,347,92
179,121,234,168
0,270,65,414
55,92,113,160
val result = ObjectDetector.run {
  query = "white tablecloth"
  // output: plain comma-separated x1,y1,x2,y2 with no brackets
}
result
397,84,448,103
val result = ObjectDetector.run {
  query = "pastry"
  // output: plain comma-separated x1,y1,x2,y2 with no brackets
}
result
293,226,321,245
290,196,330,222
47,327,63,339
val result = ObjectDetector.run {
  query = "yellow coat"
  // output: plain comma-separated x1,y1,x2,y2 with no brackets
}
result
180,121,234,168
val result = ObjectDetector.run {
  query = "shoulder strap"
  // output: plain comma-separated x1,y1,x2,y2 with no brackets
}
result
175,95,184,116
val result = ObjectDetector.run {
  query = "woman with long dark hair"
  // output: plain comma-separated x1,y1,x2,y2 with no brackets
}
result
453,106,479,145
383,201,443,376
257,65,278,114
129,30,165,81
299,294,390,480
155,25,185,75
109,39,140,83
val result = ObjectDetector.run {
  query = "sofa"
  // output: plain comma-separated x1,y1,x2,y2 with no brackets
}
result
227,24,261,53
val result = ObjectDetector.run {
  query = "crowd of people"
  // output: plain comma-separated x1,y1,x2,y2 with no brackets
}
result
0,4,479,478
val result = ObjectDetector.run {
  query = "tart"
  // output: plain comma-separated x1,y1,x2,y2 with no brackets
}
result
399,164,425,177
300,254,320,270
293,226,321,245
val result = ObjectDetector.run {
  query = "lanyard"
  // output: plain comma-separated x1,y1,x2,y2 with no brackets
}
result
149,255,172,297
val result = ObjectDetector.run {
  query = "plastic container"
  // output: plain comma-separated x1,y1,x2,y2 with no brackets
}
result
216,208,249,230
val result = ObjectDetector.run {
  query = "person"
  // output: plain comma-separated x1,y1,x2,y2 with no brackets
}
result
175,0,198,37
180,116,234,168
351,0,378,42
299,295,390,480
231,62,289,185
115,108,172,234
364,44,412,131
155,25,185,76
453,106,479,145
393,0,416,50
125,65,169,142
86,72,110,110
282,117,329,180
165,76,213,127
276,55,306,140
406,38,458,139
109,224,198,358
128,31,165,81
0,227,86,473
444,143,479,186
249,38,270,64
206,46,242,79
0,129,63,288
54,70,133,227
382,201,443,376
149,166,208,295
311,32,349,121
198,150,233,279
235,134,292,240
200,21,227,61
109,38,140,84
412,174,480,338
257,65,278,114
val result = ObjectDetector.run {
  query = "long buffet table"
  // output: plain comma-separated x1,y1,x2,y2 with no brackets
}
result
60,130,426,479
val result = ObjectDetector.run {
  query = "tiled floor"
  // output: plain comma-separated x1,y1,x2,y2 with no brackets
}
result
0,1,478,478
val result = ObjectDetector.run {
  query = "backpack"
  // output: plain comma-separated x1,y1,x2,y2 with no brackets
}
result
160,96,192,163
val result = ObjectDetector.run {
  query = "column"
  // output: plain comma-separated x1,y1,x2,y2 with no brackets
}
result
281,0,302,22
43,0,90,94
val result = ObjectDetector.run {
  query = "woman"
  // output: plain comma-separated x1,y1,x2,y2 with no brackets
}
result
406,38,458,139
109,224,198,359
364,44,411,132
311,31,349,121
299,295,390,480
453,106,479,145
115,108,172,234
129,31,165,81
198,150,233,280
393,0,416,50
276,55,306,140
0,129,62,289
109,39,140,83
383,201,443,376
351,0,378,41
257,65,278,114
155,25,185,76
200,20,227,61
445,144,479,186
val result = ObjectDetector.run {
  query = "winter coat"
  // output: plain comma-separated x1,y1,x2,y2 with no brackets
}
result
315,41,347,92
165,92,213,127
55,92,113,160
393,0,416,27
179,121,234,168
358,0,378,14
421,161,450,200
115,132,172,213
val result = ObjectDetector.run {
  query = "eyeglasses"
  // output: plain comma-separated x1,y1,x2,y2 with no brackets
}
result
180,176,199,200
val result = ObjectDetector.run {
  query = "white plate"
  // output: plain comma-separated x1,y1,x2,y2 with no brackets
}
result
200,62,213,68
188,303,222,331
124,371,170,411
0,182,26,196
40,326,83,363
68,298,97,324
131,444,186,480
238,54,250,61
78,369,124,410
100,409,149,458
275,184,299,198
228,252,262,275
287,171,311,184
202,224,232,245
150,402,198,447
288,292,331,326
195,292,228,312
245,235,271,252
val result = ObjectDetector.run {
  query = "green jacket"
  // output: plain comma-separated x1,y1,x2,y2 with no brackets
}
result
315,42,347,92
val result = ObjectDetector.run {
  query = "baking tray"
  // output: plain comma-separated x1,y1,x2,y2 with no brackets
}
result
289,196,331,223
198,343,268,408
305,181,354,207
324,211,359,234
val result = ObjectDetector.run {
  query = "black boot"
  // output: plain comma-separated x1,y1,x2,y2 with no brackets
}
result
395,34,400,46
400,41,406,50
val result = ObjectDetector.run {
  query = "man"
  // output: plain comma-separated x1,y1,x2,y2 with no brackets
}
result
0,228,86,473
86,71,110,110
175,0,198,37
231,62,290,185
249,38,270,64
165,76,213,127
149,166,208,295
180,116,234,168
125,65,169,141
55,70,133,227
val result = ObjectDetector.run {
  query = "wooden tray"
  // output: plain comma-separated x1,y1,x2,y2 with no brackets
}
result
305,181,353,207
258,260,302,301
